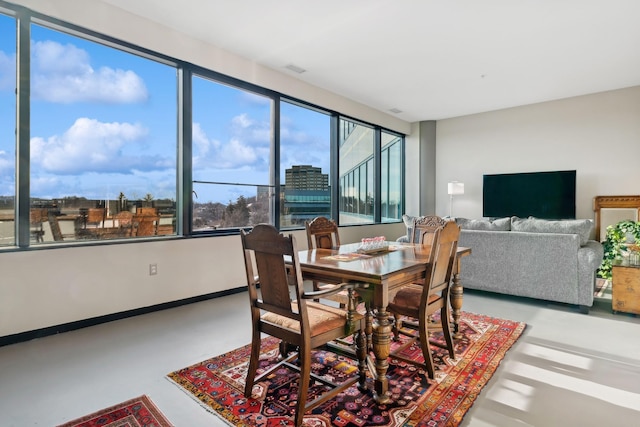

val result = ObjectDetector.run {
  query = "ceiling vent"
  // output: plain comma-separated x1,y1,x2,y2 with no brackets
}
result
389,108,402,114
284,64,307,74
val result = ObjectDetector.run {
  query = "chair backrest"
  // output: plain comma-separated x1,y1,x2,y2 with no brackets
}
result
114,211,134,226
423,221,460,299
133,214,159,236
137,207,158,216
241,224,308,332
411,215,448,245
305,216,340,249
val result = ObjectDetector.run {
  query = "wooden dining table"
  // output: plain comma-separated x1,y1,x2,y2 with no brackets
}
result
296,241,471,404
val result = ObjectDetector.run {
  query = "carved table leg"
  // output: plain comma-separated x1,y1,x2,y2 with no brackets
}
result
371,307,392,404
450,259,464,339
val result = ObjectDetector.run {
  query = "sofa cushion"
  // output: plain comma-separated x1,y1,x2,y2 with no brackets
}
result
456,217,511,231
510,216,593,245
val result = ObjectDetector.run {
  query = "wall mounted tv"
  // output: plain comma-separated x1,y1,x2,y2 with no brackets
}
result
483,170,576,219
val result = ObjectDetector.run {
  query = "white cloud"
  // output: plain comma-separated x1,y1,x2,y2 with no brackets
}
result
30,117,156,174
192,115,269,170
31,40,148,104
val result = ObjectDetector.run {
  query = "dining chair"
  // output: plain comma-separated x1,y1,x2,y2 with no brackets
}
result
305,216,350,308
86,208,106,228
241,224,367,427
410,215,448,244
133,212,159,236
392,215,449,334
29,209,47,242
387,220,460,379
47,210,64,241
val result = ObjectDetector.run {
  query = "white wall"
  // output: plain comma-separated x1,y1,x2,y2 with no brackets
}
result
0,221,405,337
435,86,640,221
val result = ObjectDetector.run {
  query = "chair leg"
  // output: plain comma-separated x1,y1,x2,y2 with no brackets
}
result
355,329,368,392
419,316,436,379
294,345,311,427
244,330,262,397
393,313,402,341
441,301,455,360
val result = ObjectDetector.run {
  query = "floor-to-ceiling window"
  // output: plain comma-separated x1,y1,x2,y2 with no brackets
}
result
339,118,374,224
27,24,178,243
0,2,404,249
0,11,15,246
191,74,273,231
381,130,402,222
279,100,331,228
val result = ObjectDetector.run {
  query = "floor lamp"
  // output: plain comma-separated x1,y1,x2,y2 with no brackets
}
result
448,181,464,217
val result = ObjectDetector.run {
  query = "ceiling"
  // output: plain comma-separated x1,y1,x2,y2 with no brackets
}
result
100,0,640,122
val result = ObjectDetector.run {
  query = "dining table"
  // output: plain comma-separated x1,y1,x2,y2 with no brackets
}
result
296,241,471,404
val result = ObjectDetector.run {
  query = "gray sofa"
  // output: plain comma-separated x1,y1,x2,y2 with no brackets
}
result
398,215,604,312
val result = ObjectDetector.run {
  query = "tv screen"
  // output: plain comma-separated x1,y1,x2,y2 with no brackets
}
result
483,170,576,219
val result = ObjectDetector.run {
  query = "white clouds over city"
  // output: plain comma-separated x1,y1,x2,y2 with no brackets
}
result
31,40,148,104
192,113,270,170
30,117,163,174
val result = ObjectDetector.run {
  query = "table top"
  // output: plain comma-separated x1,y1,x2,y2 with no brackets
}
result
296,241,470,288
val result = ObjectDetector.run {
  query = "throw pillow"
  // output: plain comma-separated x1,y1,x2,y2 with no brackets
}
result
510,216,593,245
401,214,415,241
456,217,511,231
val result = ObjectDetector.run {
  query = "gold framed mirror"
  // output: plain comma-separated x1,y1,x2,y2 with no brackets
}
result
593,195,640,242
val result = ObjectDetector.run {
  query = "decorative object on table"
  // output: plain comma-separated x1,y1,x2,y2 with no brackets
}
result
357,236,389,253
56,395,172,427
447,181,464,217
598,220,640,279
167,311,525,427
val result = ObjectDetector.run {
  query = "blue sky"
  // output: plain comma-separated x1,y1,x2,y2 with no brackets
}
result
0,16,331,205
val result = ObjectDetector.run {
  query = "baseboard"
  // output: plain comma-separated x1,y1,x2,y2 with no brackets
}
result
0,286,247,348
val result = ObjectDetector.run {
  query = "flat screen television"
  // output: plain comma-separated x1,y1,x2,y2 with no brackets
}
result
483,170,576,219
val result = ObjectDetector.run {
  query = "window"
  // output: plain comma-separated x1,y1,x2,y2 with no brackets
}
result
29,24,177,243
381,131,402,222
0,12,15,246
191,74,272,231
0,4,405,249
279,101,331,228
339,118,374,224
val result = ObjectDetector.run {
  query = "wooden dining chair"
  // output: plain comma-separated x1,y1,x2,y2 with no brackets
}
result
29,209,47,242
304,216,349,307
387,220,461,379
392,215,449,333
410,215,448,244
241,224,367,427
86,208,106,228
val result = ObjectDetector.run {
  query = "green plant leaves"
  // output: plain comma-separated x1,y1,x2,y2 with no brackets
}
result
598,220,640,279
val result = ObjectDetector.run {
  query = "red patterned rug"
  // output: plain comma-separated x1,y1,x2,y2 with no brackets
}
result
168,312,525,427
56,395,173,427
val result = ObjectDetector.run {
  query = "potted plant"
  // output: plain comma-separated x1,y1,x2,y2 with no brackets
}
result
598,220,640,279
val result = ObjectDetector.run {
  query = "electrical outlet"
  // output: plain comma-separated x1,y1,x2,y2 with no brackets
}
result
149,263,158,275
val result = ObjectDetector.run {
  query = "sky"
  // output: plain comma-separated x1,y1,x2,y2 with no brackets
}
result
0,15,331,205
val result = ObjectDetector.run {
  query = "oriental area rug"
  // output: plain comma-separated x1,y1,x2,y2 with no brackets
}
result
56,395,173,427
168,312,525,427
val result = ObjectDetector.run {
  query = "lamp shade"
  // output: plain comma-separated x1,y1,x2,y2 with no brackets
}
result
447,182,464,195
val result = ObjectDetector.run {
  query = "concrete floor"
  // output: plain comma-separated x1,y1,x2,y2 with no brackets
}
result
0,288,638,426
